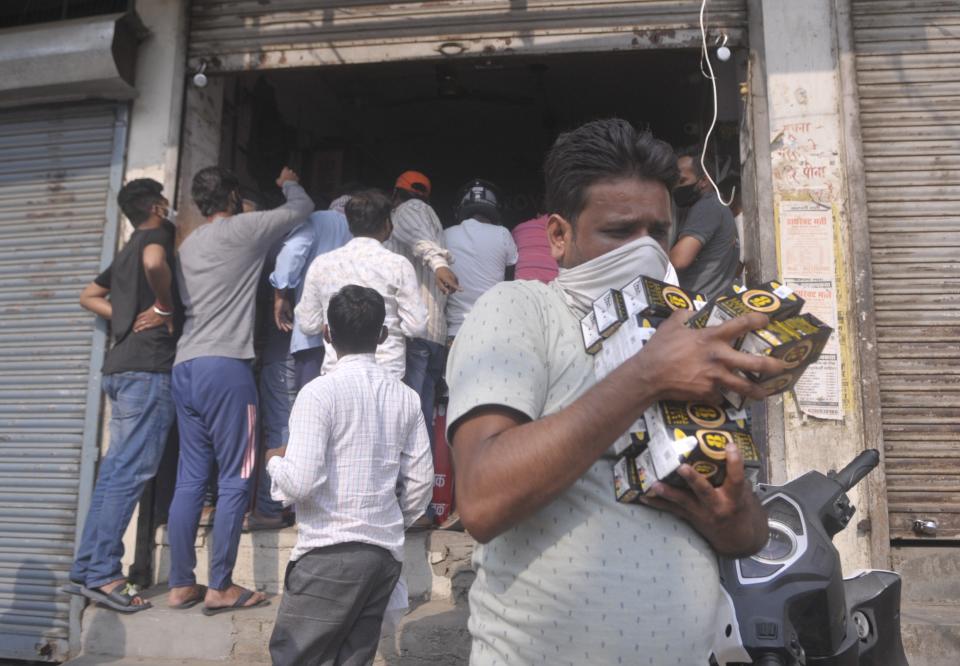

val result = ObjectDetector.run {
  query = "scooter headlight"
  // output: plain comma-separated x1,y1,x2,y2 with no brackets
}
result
754,520,798,564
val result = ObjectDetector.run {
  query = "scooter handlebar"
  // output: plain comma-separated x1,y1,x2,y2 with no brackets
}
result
833,449,880,492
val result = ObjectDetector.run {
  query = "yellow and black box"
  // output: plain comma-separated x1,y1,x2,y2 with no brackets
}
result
660,429,762,489
580,310,603,355
613,455,645,503
593,289,628,338
719,313,832,408
620,275,705,321
612,424,649,459
687,280,803,331
640,400,753,488
739,313,832,380
632,428,762,492
644,400,750,443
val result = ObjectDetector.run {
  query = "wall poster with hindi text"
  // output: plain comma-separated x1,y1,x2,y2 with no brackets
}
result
777,199,844,420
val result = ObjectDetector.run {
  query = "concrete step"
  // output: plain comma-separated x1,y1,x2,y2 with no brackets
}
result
79,586,275,663
68,657,266,665
151,527,475,602
78,530,475,664
77,591,469,664
901,603,960,666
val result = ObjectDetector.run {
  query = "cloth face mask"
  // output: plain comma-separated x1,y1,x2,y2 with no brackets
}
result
554,235,671,317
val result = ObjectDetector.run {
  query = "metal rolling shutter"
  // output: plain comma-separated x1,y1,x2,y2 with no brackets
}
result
852,0,960,540
0,105,123,660
188,0,748,72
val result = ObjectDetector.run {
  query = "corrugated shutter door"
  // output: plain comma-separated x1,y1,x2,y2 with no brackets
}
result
189,0,749,72
0,105,120,660
852,0,960,540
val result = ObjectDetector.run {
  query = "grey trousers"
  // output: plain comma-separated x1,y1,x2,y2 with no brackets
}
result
269,543,402,666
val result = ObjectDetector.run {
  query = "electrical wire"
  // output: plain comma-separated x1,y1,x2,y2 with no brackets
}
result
699,0,733,206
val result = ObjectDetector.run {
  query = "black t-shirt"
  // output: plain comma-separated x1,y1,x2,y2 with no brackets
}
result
95,221,179,374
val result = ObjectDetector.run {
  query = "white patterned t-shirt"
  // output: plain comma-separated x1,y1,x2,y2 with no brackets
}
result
445,279,722,666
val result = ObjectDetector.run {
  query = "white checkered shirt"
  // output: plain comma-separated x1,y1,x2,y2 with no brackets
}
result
267,353,434,562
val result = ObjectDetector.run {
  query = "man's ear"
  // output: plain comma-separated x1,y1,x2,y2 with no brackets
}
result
323,324,332,345
546,213,572,264
378,325,388,345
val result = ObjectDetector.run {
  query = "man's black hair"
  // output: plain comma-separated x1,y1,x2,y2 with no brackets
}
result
327,285,386,353
677,145,715,181
191,166,241,217
345,189,393,237
543,118,678,224
117,178,165,226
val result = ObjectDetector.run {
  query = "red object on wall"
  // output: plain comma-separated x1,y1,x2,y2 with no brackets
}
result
431,403,454,525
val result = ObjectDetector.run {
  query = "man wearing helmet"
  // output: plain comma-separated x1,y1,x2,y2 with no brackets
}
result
388,171,460,442
443,179,518,341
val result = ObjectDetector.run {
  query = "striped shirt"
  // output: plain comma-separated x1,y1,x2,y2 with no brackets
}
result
386,198,451,344
267,353,434,562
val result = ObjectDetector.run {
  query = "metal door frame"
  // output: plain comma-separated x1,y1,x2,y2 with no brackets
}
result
67,102,129,659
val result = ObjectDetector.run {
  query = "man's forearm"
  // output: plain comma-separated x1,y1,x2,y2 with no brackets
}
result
266,456,313,504
144,262,174,310
81,297,112,320
80,282,112,319
412,239,451,271
400,480,433,527
453,356,660,543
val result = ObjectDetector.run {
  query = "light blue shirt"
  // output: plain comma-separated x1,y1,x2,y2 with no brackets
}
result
270,210,352,353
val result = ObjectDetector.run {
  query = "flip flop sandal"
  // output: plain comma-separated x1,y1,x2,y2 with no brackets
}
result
170,585,207,610
81,582,153,614
201,589,270,617
61,581,86,596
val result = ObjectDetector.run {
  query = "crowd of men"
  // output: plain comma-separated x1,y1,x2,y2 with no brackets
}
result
66,117,754,665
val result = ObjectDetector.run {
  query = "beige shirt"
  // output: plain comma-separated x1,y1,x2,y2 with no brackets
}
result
446,279,722,665
386,198,450,344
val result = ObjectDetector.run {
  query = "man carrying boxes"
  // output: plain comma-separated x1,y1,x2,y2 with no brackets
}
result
445,118,786,664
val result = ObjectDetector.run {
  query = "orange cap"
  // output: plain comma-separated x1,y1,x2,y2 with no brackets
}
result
394,170,432,198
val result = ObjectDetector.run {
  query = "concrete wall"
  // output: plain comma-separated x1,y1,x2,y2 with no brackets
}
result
757,0,878,571
122,0,189,242
116,0,189,573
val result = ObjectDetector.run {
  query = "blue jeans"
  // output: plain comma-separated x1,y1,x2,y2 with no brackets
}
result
168,357,258,590
70,371,175,588
256,355,296,518
292,346,324,392
403,338,445,446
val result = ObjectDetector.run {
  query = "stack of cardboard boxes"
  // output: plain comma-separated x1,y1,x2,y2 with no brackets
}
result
580,276,833,504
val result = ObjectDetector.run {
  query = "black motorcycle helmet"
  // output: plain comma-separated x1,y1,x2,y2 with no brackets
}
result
454,179,502,225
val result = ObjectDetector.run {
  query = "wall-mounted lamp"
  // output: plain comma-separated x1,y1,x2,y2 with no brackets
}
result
192,61,208,88
715,33,731,62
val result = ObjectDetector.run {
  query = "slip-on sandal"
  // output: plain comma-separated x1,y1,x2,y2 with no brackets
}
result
80,582,152,613
201,589,269,616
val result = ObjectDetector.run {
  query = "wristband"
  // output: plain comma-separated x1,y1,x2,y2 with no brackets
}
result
153,305,174,317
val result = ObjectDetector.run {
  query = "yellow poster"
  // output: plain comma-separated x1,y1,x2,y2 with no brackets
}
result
777,199,844,420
